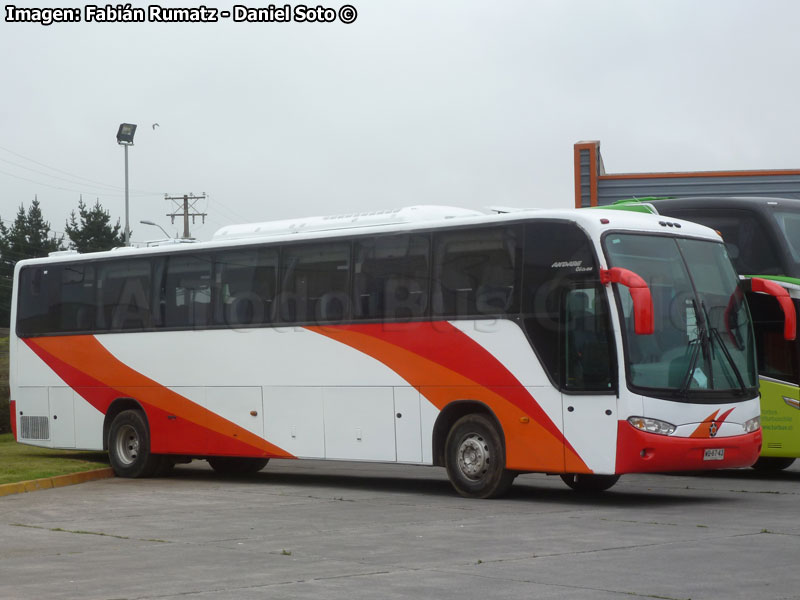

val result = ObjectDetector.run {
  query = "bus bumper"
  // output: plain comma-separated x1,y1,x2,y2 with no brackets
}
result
615,421,762,474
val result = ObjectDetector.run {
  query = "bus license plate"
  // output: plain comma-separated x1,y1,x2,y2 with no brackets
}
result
703,449,725,461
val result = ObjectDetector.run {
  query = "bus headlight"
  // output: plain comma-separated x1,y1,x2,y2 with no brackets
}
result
743,416,760,433
628,416,676,436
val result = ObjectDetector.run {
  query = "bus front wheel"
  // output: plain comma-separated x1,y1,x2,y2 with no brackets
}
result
445,414,516,499
560,473,620,492
207,457,269,475
108,410,162,478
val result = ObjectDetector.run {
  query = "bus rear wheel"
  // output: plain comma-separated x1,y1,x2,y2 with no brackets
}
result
108,410,162,478
207,457,269,475
560,473,620,492
751,457,796,471
445,414,516,499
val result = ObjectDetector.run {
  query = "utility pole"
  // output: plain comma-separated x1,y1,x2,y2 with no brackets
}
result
165,193,208,239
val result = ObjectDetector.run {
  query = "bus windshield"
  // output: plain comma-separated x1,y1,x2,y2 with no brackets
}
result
604,233,757,399
772,208,800,264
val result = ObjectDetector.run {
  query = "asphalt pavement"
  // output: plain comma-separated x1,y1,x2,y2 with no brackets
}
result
1,459,799,599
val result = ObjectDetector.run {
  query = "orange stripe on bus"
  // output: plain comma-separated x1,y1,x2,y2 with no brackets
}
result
24,336,294,459
689,408,736,439
307,324,589,473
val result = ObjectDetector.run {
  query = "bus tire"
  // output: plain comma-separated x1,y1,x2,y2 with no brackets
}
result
751,456,796,471
207,457,269,475
444,414,516,499
560,473,620,492
108,410,162,478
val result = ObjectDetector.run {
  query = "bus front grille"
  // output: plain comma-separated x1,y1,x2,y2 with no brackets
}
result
20,416,49,440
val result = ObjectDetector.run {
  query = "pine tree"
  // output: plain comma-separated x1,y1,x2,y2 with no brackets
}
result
0,198,65,326
65,197,125,253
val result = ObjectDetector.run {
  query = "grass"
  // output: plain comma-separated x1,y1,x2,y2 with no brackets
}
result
0,433,109,485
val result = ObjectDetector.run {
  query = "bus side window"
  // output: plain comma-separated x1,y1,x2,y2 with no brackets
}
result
97,260,154,332
17,267,53,335
432,226,520,318
353,234,430,321
214,247,278,327
162,255,212,329
18,264,97,335
278,243,350,324
59,264,96,332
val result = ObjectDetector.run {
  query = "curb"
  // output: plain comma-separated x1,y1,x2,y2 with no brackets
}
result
0,468,115,498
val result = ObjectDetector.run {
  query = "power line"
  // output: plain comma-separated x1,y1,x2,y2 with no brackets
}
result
0,143,160,195
0,167,158,199
0,156,130,193
206,193,250,224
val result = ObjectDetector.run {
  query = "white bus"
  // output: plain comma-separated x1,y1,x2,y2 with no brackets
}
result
10,205,787,498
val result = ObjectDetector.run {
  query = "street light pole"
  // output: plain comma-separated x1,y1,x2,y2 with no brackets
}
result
139,219,171,239
116,123,137,246
124,143,130,245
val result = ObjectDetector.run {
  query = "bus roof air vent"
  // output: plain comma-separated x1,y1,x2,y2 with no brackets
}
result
212,205,483,241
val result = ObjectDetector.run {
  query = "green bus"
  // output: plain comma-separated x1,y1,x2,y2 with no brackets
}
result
634,197,800,470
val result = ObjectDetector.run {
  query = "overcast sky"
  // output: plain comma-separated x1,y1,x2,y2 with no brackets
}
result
1,0,799,243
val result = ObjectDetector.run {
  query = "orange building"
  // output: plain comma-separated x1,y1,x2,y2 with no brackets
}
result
574,140,800,208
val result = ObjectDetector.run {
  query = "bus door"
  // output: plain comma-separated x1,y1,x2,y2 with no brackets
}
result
761,374,800,456
561,284,618,473
749,292,800,456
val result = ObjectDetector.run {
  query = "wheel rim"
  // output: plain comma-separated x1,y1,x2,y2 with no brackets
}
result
456,433,490,481
114,424,140,466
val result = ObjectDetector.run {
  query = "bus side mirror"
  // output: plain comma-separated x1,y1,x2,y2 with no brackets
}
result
600,267,654,335
744,277,797,341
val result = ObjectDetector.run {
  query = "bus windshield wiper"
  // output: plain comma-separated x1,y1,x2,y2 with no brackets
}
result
698,300,748,393
708,325,747,393
677,298,710,396
677,335,703,396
